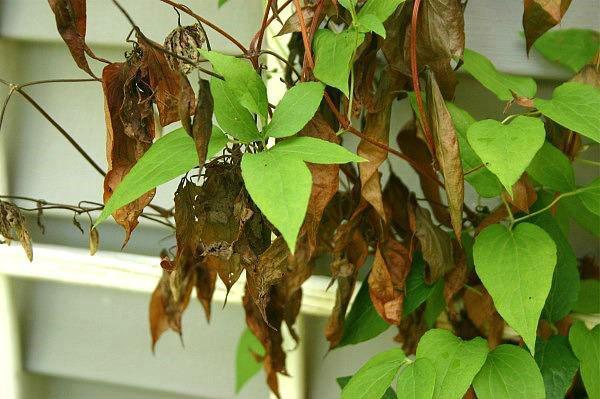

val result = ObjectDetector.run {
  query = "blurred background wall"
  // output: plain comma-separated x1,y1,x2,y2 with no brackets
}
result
0,1,598,398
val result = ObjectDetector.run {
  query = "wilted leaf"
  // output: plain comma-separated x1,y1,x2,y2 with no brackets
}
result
463,285,504,348
48,0,101,78
522,0,573,53
414,206,454,284
368,240,411,325
101,61,155,242
190,79,214,168
276,6,315,36
139,37,195,127
0,200,33,261
426,70,464,240
89,227,99,256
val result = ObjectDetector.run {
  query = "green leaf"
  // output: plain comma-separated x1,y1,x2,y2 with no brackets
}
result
337,0,357,12
530,212,580,323
578,178,600,216
526,141,576,192
263,82,325,138
467,116,545,197
357,13,386,38
559,193,600,237
200,49,268,118
415,329,489,399
423,280,445,328
337,376,396,399
235,328,265,393
462,48,537,101
217,0,229,6
573,280,600,314
357,0,405,23
95,127,227,227
403,253,437,316
473,223,557,354
337,278,390,348
534,82,600,143
535,336,579,399
446,102,502,198
313,28,365,96
532,29,600,73
269,136,365,163
473,344,545,399
569,321,600,399
241,151,311,252
395,358,436,399
210,78,261,143
342,348,406,399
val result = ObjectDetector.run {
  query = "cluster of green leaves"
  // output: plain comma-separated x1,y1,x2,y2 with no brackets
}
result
341,324,600,399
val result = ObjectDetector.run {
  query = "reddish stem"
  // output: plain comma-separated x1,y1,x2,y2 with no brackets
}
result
293,0,314,80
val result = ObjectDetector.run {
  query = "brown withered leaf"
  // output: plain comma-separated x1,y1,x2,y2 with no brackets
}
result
102,62,155,243
571,60,600,88
414,206,454,284
0,200,33,261
243,284,287,398
48,0,103,78
503,174,537,213
394,309,428,355
276,6,315,36
191,79,213,168
523,0,573,53
138,36,195,127
195,262,217,321
397,120,452,228
245,237,289,324
383,173,413,240
426,70,464,240
325,203,369,348
443,240,468,318
149,267,195,351
404,0,465,68
89,227,99,256
463,284,504,348
358,71,406,220
368,240,412,325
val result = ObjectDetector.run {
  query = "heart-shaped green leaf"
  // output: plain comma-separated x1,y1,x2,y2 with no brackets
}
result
526,141,576,193
462,48,537,101
569,321,600,399
415,329,489,399
396,358,436,399
534,82,600,143
474,223,557,354
467,116,545,197
473,345,545,399
535,336,580,399
263,82,325,138
341,348,405,399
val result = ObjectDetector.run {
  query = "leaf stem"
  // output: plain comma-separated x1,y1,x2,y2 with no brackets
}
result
501,195,515,225
511,188,586,225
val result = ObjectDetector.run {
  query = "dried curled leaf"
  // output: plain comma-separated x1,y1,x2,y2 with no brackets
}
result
523,0,573,53
414,206,454,284
463,285,505,348
101,61,155,243
276,6,315,36
0,200,33,261
426,70,464,240
164,23,206,75
48,0,101,78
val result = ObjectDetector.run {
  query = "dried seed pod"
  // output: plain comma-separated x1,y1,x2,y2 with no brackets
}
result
0,200,33,261
164,24,206,74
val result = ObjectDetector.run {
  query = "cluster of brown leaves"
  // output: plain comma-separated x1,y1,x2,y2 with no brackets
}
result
42,0,585,397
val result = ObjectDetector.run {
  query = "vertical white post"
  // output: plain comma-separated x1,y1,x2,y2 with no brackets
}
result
0,40,24,399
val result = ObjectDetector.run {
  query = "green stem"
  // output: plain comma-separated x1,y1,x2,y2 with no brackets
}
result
512,187,588,225
501,110,541,125
501,195,515,225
